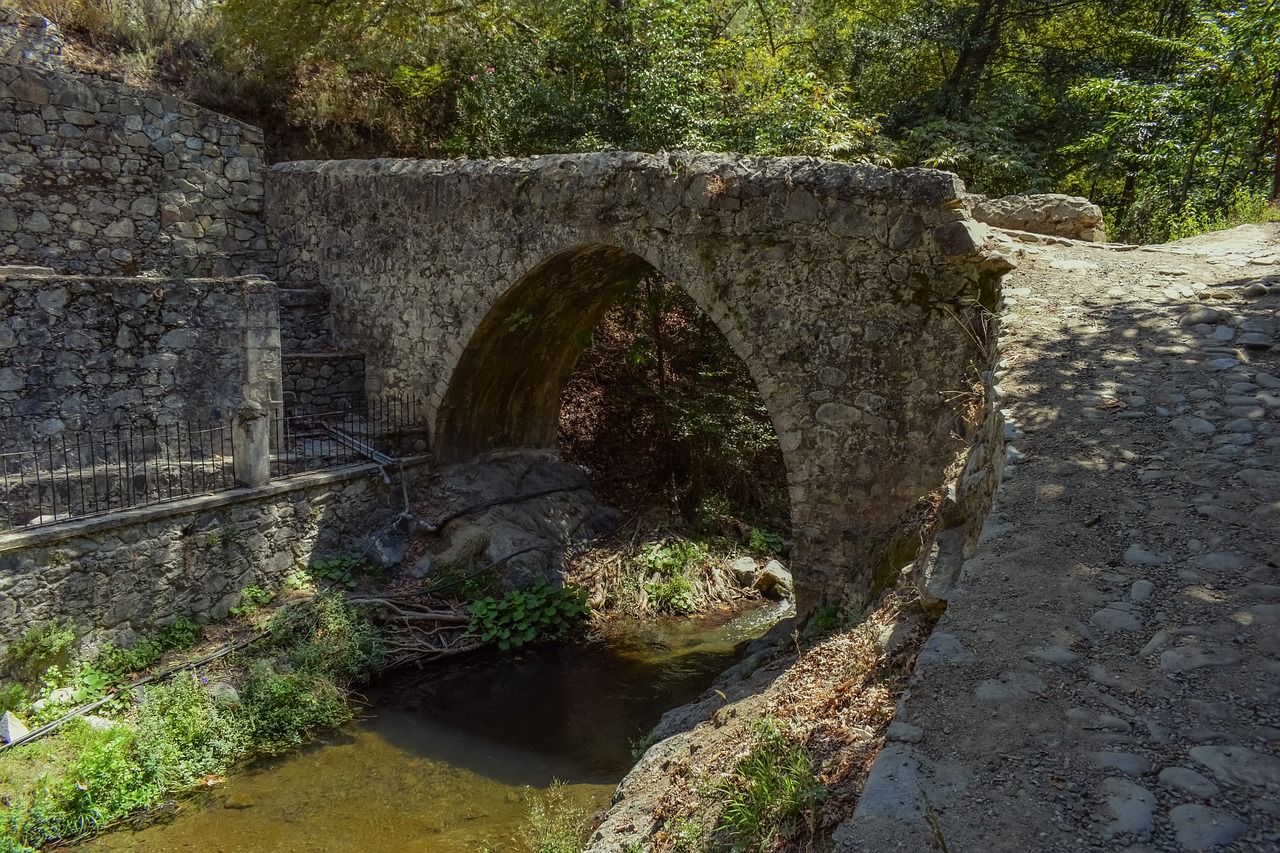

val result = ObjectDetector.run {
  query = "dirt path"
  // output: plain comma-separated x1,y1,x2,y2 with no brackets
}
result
837,223,1280,851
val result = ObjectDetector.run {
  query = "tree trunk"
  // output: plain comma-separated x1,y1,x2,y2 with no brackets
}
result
1178,96,1216,208
943,0,1008,115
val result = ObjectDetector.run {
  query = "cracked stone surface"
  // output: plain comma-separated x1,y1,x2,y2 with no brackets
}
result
838,223,1280,852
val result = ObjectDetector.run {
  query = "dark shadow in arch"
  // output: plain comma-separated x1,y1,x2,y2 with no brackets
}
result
435,244,657,464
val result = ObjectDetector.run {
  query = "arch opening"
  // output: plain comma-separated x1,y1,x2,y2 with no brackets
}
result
434,244,652,464
435,243,790,537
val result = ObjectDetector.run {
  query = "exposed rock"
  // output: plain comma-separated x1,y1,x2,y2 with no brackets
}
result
0,710,29,743
965,192,1106,241
730,556,758,585
753,560,793,599
205,682,241,707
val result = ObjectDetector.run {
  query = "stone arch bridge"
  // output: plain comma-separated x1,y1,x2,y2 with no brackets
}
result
266,152,1007,604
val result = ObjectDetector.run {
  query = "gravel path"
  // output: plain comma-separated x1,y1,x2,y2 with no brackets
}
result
837,223,1280,852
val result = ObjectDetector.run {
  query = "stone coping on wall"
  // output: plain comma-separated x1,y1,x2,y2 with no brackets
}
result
0,456,432,555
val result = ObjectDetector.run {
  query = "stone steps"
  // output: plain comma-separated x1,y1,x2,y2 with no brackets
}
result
276,283,367,415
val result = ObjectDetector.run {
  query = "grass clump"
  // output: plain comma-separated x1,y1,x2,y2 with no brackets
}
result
519,781,590,853
712,718,826,853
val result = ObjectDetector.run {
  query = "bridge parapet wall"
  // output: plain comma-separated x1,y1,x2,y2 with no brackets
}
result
267,152,1008,604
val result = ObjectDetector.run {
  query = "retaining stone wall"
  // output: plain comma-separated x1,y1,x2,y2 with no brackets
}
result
0,40,269,276
278,286,333,352
0,271,281,450
0,8,63,73
0,460,430,655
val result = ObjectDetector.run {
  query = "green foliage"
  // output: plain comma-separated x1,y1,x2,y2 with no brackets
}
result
0,682,25,716
713,718,826,853
630,730,658,759
0,601,375,849
467,578,589,651
241,662,352,752
93,640,162,679
803,606,842,640
158,616,202,652
645,574,698,615
263,594,383,683
4,621,75,685
53,722,162,840
746,528,785,557
134,674,251,789
519,781,590,853
308,554,365,589
230,584,275,617
636,539,707,614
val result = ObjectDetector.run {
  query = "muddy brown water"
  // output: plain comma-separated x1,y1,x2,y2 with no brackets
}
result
77,602,789,852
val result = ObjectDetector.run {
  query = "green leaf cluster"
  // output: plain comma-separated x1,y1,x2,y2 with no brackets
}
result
0,598,379,849
466,578,590,651
307,554,366,589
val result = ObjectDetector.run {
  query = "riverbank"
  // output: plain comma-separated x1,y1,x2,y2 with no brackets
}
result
586,577,933,852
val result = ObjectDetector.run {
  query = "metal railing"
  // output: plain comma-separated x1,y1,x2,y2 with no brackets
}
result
1,396,427,534
1,421,235,532
271,395,425,478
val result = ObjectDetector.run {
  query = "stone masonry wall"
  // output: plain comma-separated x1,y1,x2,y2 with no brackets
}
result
268,152,1012,606
282,353,366,415
0,271,281,450
0,460,430,655
0,8,64,73
0,28,269,276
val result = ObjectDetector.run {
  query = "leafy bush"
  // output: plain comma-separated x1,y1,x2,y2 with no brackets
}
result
134,674,251,789
803,606,842,639
264,594,382,683
714,718,826,853
746,528,785,557
467,578,590,651
241,662,352,752
158,616,202,652
0,682,25,716
230,584,275,617
645,573,698,615
4,621,75,685
94,640,162,679
636,539,705,614
56,723,162,840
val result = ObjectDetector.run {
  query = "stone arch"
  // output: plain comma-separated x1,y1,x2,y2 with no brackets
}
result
267,153,1007,606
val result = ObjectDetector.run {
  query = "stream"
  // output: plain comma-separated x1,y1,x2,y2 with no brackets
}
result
77,600,790,852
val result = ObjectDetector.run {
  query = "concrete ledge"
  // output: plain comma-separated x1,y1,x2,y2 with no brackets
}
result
0,455,432,554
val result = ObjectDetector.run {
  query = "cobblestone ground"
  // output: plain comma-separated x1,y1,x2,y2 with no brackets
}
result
838,223,1280,852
